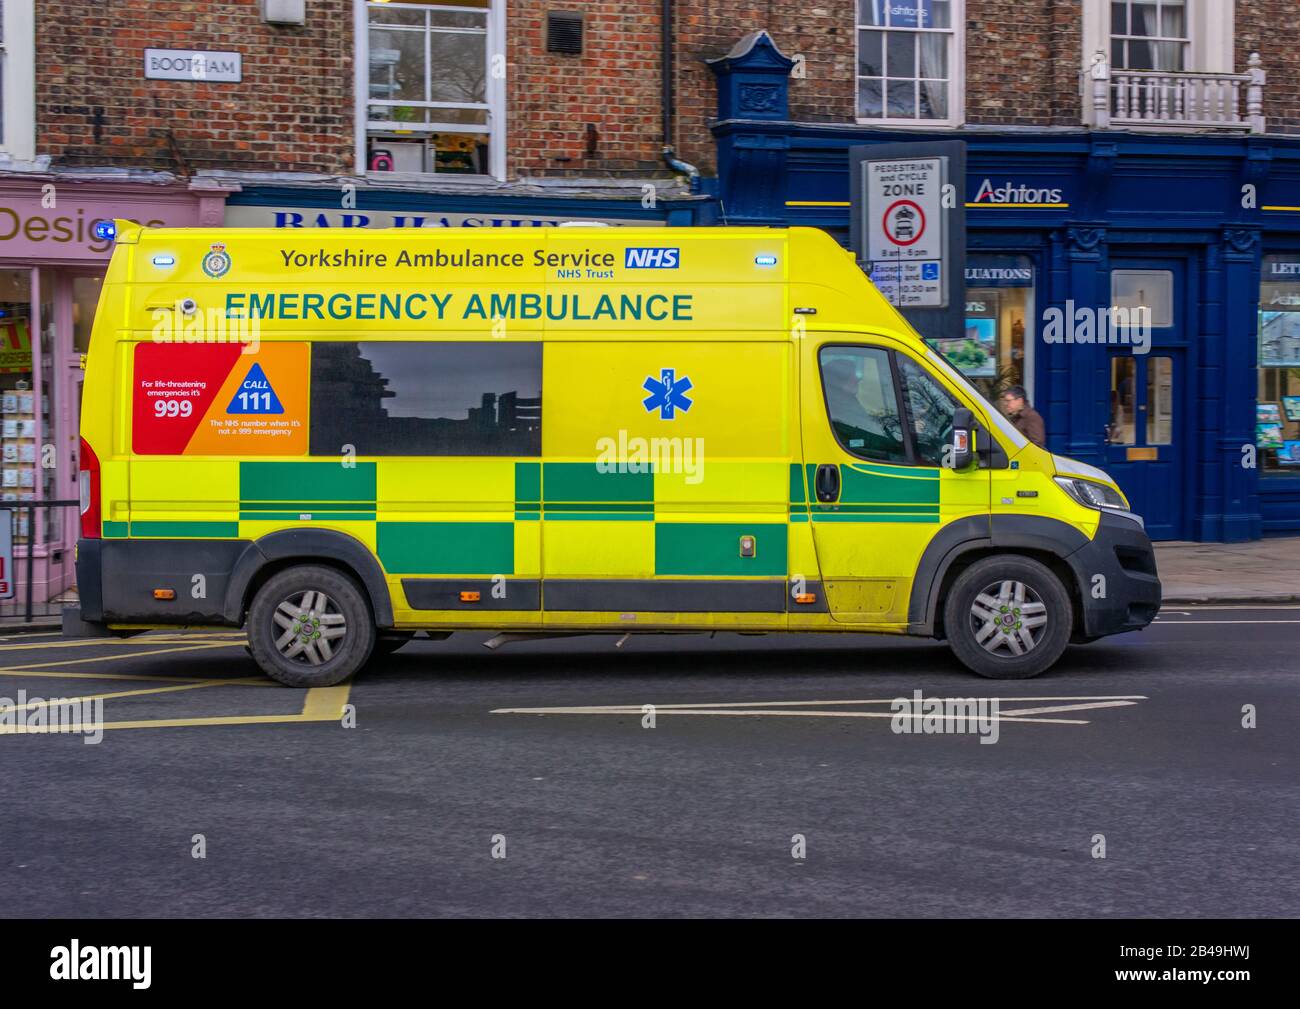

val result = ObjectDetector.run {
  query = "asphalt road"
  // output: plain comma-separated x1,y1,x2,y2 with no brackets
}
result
1,607,1297,918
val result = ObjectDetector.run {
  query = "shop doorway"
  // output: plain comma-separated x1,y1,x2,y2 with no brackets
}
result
0,266,104,617
1103,261,1190,541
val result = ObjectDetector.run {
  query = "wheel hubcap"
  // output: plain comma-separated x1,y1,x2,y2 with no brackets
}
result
970,580,1048,657
272,589,347,666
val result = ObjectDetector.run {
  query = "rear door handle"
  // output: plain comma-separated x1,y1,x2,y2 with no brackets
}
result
815,463,840,503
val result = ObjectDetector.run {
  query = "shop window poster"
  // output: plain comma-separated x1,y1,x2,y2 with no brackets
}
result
1280,441,1300,466
1260,311,1300,367
938,318,996,377
1282,396,1300,422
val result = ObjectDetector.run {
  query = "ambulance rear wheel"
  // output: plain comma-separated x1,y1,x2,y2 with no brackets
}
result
248,566,375,687
943,556,1072,679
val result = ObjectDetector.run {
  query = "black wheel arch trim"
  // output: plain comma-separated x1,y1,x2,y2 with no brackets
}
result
907,514,1091,634
224,528,395,628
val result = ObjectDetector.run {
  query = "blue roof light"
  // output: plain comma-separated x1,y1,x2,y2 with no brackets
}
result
92,220,116,242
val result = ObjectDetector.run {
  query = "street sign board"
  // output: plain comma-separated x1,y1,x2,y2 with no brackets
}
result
851,140,967,344
863,156,947,308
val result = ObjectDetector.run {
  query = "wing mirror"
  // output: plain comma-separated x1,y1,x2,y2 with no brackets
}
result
949,407,975,470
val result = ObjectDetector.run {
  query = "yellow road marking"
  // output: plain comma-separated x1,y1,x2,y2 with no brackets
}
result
0,632,351,733
0,634,242,652
0,642,241,673
301,684,352,719
1,680,351,734
0,668,275,685
0,679,225,715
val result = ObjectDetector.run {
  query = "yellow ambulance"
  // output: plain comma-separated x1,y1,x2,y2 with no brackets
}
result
68,222,1160,686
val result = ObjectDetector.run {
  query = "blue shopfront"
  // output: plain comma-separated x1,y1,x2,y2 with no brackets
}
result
709,31,1300,542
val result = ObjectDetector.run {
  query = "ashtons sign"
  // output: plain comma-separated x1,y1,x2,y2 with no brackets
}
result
970,178,1066,206
144,49,242,83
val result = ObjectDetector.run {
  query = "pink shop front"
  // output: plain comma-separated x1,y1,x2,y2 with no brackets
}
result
0,176,227,617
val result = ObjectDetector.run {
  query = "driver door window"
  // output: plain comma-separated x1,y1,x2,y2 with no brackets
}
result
818,345,906,463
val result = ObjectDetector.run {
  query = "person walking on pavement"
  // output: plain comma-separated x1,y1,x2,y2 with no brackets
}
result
999,384,1046,447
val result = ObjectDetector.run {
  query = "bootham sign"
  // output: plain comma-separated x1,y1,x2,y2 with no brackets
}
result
144,49,242,83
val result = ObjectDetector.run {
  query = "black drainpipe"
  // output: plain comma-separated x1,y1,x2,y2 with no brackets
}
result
660,0,700,192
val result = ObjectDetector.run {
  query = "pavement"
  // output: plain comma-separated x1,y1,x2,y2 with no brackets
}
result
1156,536,1300,603
0,611,1296,918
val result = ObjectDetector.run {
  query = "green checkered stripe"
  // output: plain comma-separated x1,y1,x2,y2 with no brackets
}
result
108,460,935,576
788,462,940,523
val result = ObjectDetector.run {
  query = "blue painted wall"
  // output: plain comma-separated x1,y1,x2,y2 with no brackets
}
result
710,33,1300,541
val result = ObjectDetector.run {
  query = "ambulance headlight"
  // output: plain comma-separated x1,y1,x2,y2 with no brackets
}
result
1054,476,1129,511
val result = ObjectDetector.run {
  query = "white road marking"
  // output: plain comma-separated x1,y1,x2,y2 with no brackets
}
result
1153,619,1300,624
994,700,1140,717
493,706,1092,725
492,695,1147,727
495,695,1146,712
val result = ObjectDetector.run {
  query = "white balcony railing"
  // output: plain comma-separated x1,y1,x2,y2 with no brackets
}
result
1087,51,1265,134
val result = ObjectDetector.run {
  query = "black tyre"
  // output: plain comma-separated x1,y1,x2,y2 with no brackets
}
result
943,555,1073,679
371,632,416,659
247,565,375,687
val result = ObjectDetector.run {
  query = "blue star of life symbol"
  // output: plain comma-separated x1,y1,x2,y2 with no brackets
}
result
642,367,693,419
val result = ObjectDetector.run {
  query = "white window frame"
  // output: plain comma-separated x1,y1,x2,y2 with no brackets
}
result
854,1,965,129
353,0,505,180
0,0,36,162
1082,0,1234,77
1109,0,1189,72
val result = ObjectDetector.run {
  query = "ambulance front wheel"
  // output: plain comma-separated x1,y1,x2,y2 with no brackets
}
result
247,565,376,687
943,555,1073,679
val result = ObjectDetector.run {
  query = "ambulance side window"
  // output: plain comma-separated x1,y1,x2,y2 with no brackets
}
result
310,341,542,456
896,354,958,468
818,346,907,464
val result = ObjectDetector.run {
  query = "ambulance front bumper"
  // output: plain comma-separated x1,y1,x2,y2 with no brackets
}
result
1067,511,1162,638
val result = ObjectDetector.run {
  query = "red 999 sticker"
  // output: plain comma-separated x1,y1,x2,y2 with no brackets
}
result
132,342,309,456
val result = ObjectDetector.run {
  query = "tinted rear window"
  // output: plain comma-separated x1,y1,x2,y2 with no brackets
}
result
310,342,542,457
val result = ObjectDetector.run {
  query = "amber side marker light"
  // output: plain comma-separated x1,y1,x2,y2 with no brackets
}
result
153,589,176,600
460,591,481,603
794,593,817,605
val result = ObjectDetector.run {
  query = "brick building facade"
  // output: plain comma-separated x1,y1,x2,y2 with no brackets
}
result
4,0,1300,563
19,1,1300,181
35,0,355,174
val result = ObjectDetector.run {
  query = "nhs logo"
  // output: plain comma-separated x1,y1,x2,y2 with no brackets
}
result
625,247,680,269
